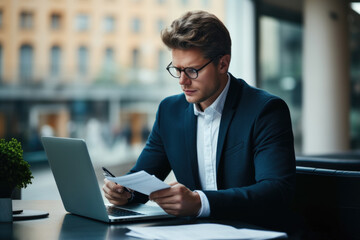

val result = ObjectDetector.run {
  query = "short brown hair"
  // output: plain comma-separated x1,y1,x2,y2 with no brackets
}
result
161,11,231,63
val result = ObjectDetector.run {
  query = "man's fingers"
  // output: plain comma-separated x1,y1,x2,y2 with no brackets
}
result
149,184,200,217
104,179,127,193
103,181,131,200
104,187,130,199
149,188,174,201
152,195,179,205
149,182,181,200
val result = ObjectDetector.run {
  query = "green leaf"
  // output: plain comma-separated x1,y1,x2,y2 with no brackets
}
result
0,138,33,188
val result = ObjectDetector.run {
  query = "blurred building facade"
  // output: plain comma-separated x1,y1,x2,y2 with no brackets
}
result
0,0,225,156
0,0,359,160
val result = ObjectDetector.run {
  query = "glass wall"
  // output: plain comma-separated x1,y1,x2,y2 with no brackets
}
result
0,0,224,156
260,9,360,153
350,10,360,149
259,16,303,153
0,0,226,199
1,0,358,200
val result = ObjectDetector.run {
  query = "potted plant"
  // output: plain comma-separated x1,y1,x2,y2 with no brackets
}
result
0,138,33,222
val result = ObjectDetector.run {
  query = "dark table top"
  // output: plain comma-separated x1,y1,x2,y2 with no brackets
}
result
0,200,291,240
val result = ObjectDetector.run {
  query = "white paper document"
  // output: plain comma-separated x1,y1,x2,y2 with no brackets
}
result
126,223,287,240
105,170,170,195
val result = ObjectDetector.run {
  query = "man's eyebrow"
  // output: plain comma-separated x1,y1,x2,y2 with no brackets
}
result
172,63,199,69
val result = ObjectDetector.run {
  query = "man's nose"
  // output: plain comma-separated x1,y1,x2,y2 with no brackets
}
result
179,72,191,85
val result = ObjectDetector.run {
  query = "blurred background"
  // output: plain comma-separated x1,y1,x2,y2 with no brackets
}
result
0,0,359,199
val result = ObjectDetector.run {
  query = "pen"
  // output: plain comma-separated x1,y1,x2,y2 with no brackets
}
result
102,167,132,193
102,166,116,178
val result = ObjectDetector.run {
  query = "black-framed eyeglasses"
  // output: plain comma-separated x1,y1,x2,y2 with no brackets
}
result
166,58,215,80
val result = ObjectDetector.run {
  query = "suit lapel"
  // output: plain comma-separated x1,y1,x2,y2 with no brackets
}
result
184,103,201,189
216,75,242,173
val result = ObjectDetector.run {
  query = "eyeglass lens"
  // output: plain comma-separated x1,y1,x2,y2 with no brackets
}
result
168,67,197,79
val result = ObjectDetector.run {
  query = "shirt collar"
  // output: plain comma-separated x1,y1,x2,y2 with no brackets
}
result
194,73,231,116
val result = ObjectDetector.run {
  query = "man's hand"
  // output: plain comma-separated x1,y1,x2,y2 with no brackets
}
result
149,182,201,217
102,179,132,206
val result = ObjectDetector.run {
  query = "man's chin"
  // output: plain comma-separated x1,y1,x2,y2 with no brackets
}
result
184,96,198,104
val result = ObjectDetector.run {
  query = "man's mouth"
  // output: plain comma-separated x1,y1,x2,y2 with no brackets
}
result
183,89,196,93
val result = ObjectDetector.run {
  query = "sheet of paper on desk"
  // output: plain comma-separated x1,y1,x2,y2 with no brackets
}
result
105,170,170,195
126,223,287,240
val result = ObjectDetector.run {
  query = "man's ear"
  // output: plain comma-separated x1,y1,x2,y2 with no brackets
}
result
218,54,231,73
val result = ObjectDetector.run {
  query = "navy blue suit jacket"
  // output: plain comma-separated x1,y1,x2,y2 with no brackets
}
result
130,74,296,221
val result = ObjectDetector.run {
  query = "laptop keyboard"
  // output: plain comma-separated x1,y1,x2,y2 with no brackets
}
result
107,206,144,217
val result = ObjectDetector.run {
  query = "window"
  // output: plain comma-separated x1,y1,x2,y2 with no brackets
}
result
158,49,166,71
19,44,34,82
156,19,165,33
78,46,89,75
0,10,3,29
131,18,141,33
100,47,116,83
158,49,167,82
105,47,114,63
76,14,89,31
103,16,115,32
50,46,61,76
180,0,189,6
260,16,303,152
132,48,139,68
50,13,61,30
20,11,34,29
0,45,3,82
202,0,211,8
350,10,360,149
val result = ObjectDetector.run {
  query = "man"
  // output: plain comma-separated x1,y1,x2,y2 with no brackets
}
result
103,10,295,225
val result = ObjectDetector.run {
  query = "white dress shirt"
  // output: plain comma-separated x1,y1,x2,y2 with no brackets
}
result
194,74,230,217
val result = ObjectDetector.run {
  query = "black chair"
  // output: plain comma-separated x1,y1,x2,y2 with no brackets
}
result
296,156,360,171
307,151,360,160
292,165,360,240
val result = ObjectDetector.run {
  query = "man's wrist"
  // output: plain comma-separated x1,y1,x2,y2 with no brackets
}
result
194,190,210,217
127,190,135,203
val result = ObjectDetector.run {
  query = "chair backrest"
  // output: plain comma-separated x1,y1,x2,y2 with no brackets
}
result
307,151,360,160
296,156,360,171
293,166,360,239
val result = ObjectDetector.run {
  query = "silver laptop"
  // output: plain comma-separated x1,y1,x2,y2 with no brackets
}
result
41,136,172,223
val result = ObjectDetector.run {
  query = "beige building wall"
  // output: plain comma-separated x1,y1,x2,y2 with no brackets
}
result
0,0,225,85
